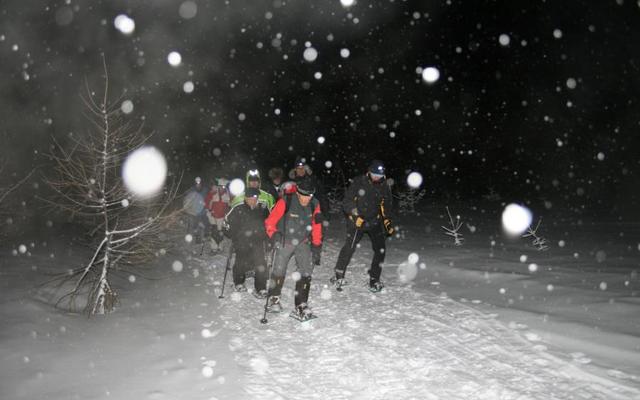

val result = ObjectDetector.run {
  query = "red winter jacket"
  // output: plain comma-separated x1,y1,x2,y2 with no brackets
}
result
265,195,322,246
205,186,230,219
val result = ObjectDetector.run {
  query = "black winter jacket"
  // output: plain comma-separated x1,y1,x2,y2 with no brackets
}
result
342,175,394,223
225,202,269,247
263,182,281,201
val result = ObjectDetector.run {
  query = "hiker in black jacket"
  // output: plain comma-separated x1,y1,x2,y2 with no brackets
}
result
332,160,395,292
225,187,270,296
288,156,330,268
265,167,285,200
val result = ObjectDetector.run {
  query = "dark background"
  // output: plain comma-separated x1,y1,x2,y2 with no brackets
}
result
1,0,639,216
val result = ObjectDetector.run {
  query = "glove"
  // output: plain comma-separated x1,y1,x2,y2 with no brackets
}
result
383,218,395,236
271,231,283,248
311,245,321,266
354,216,365,228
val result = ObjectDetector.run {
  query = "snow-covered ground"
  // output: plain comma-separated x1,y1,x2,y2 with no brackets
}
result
1,203,639,399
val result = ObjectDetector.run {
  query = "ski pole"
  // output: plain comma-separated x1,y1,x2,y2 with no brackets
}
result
337,227,362,292
218,243,235,299
350,226,362,250
260,245,278,324
262,196,289,323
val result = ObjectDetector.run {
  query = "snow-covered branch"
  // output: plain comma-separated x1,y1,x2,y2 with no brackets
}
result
522,219,549,251
441,206,464,246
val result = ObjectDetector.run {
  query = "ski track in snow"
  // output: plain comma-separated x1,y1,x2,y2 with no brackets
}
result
196,241,639,400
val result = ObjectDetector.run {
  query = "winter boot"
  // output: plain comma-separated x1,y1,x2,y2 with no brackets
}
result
253,289,268,299
330,276,348,287
292,303,314,321
266,296,283,313
368,281,384,293
209,238,219,254
211,228,223,246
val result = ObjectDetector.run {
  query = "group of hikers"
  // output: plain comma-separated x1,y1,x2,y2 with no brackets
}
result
182,157,395,321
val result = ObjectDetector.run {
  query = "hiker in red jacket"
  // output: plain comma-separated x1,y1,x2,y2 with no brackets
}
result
263,177,322,320
205,178,230,253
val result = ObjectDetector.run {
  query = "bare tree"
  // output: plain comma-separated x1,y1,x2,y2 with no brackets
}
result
42,58,181,315
442,206,464,246
326,160,349,214
394,187,427,215
523,219,549,251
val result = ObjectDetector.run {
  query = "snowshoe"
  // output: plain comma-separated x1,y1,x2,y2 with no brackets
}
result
266,296,283,313
289,303,317,322
253,289,268,299
234,284,248,292
368,281,384,293
330,276,348,291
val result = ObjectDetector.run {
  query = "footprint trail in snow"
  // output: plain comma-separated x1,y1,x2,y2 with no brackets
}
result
204,242,639,400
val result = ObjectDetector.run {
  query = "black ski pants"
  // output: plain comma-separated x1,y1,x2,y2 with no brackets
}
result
334,217,386,283
232,240,268,291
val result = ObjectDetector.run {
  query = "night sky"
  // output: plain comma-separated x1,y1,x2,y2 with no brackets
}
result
1,0,639,214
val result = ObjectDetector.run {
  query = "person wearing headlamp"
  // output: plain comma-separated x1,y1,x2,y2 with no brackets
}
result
331,160,395,293
229,168,275,210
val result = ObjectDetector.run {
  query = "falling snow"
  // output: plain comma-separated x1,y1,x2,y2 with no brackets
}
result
0,1,638,399
421,66,440,84
502,204,533,236
407,172,423,188
498,34,510,46
167,51,182,67
114,14,135,35
122,146,167,197
172,260,184,272
303,47,318,62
